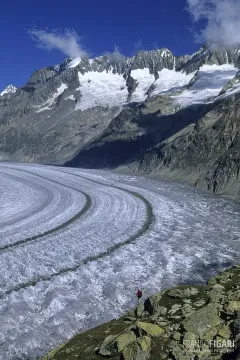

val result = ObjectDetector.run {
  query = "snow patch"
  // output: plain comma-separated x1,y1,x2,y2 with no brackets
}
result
221,82,240,98
150,69,195,96
172,64,238,107
76,70,128,111
130,68,155,102
67,57,82,69
65,95,75,101
35,84,68,113
0,85,17,96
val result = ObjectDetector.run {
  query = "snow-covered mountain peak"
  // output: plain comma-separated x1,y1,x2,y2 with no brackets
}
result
3,44,240,117
67,57,82,69
0,84,17,96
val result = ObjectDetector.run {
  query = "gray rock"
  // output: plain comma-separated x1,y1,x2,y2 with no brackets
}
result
168,287,199,299
173,332,182,341
135,303,145,318
182,304,221,337
193,299,206,308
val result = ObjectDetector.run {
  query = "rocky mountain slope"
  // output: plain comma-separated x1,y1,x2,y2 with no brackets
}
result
0,43,240,199
42,265,240,360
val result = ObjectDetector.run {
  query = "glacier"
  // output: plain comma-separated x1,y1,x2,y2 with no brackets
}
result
0,164,239,359
172,64,238,106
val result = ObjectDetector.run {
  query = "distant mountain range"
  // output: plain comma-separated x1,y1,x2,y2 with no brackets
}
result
0,43,240,199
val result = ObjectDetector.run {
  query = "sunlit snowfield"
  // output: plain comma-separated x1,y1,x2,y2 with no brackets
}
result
0,163,239,360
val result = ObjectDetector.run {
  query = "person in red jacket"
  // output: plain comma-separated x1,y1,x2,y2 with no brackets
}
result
136,289,143,304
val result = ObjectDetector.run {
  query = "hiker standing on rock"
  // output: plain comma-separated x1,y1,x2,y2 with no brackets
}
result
136,289,142,305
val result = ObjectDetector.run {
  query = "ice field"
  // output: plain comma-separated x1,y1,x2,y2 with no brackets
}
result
0,163,239,359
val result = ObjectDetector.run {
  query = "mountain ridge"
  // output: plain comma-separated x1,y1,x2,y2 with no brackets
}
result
0,43,240,199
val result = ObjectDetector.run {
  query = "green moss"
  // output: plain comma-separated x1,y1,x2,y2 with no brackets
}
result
136,322,164,337
41,265,240,360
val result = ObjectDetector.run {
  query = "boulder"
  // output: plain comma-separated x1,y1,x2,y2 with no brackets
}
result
225,301,240,314
99,335,117,356
182,299,192,304
228,289,240,301
182,303,194,318
156,321,169,327
136,321,164,337
218,326,231,339
116,332,137,352
137,336,151,353
169,304,182,314
157,306,168,316
169,342,193,360
121,338,151,360
211,284,225,291
182,304,221,337
173,332,182,341
168,287,198,299
121,342,139,360
208,284,226,303
144,292,164,315
182,332,196,348
193,299,206,308
135,303,145,318
202,327,218,342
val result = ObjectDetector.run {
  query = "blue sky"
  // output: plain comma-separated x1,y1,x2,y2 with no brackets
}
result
0,0,207,90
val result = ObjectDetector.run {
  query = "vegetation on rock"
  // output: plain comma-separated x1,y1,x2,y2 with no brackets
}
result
42,265,240,360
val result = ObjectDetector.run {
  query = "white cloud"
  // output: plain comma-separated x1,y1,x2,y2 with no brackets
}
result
29,28,89,59
104,45,126,62
187,0,240,47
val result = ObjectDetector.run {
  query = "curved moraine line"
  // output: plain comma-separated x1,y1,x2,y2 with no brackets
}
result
0,166,154,299
0,168,92,252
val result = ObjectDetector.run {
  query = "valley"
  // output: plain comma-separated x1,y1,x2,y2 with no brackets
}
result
0,164,239,359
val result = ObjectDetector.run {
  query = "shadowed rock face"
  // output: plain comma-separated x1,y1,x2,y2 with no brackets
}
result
0,43,240,199
129,94,240,200
66,92,240,200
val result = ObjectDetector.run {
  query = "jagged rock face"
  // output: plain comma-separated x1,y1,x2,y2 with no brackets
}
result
0,66,120,163
182,43,240,74
0,43,240,199
129,49,176,74
220,70,240,95
129,93,240,200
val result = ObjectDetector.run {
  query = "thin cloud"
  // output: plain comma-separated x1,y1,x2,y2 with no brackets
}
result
186,0,240,47
29,28,89,59
104,45,126,62
134,39,143,51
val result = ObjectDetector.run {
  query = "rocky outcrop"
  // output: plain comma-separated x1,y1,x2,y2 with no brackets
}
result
220,70,240,95
181,43,240,74
41,265,240,360
129,93,240,200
